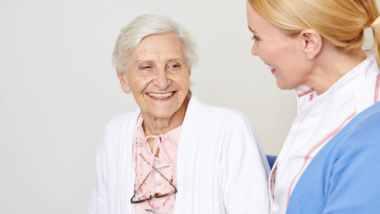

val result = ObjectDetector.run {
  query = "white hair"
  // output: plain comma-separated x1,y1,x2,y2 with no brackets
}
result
112,14,199,73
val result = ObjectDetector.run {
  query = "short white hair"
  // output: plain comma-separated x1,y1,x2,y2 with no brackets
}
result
112,14,199,73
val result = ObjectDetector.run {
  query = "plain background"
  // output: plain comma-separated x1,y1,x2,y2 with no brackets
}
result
0,0,376,213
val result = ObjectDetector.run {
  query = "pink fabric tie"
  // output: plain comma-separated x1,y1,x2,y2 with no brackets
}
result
134,133,177,198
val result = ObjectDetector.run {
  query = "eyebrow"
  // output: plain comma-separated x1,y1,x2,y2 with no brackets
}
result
167,58,184,63
134,58,184,65
135,60,155,64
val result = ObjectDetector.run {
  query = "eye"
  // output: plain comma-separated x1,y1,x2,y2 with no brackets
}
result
167,63,181,73
138,65,153,71
251,35,261,42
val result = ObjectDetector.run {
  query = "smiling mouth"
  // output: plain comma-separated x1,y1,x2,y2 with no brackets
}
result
147,92,175,99
268,65,276,73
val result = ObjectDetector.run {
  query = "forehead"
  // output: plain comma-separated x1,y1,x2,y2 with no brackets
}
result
132,33,185,63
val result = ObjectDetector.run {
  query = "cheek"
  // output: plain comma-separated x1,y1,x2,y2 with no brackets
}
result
180,77,190,90
268,42,295,69
127,76,152,108
175,71,191,89
173,73,191,102
256,42,276,64
128,74,150,93
281,48,304,74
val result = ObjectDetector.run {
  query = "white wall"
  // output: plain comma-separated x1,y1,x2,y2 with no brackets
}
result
0,0,340,213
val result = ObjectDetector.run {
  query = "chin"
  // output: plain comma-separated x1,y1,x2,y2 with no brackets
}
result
277,84,295,90
276,82,293,90
149,109,177,119
276,81,287,90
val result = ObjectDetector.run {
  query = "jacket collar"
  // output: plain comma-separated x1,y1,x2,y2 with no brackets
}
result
295,52,379,113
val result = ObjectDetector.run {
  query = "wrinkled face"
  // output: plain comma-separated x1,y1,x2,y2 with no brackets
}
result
246,2,311,90
118,33,191,119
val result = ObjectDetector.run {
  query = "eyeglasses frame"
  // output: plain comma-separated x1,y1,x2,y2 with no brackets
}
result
130,153,178,204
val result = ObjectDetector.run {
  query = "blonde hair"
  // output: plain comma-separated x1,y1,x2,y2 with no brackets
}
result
248,0,380,67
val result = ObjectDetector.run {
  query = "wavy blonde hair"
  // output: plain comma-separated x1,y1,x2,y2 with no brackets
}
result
248,0,380,67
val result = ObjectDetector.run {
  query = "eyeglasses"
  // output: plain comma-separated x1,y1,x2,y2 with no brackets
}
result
130,153,178,204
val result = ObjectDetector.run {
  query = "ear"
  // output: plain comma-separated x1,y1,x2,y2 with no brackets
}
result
117,70,131,93
299,29,322,60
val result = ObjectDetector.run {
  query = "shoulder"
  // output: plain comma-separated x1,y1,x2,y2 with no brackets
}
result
321,103,380,213
322,102,380,171
192,96,253,128
299,102,380,180
100,111,138,143
193,100,259,142
337,102,380,150
105,112,135,130
183,95,260,146
288,103,380,213
202,103,256,135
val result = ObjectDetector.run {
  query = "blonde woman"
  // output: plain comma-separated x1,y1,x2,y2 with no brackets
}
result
246,0,380,213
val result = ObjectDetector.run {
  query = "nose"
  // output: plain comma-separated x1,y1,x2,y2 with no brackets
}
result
251,42,259,56
152,69,170,90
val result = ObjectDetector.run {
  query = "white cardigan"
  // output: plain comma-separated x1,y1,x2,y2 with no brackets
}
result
87,94,270,214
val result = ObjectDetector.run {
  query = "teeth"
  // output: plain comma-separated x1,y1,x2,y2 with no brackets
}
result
148,92,173,99
268,65,275,70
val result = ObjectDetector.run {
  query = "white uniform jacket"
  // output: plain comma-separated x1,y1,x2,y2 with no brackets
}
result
87,94,271,214
270,53,380,214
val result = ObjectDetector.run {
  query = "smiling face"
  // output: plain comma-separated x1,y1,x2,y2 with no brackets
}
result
118,33,191,120
246,2,313,90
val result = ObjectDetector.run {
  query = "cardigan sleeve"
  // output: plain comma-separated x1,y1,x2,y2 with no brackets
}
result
86,127,110,214
220,113,271,214
322,113,380,214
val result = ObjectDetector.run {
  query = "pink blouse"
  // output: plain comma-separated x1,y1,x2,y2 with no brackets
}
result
132,114,181,214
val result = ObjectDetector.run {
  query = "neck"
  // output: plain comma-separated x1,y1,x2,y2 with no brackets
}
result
142,95,190,136
305,46,367,95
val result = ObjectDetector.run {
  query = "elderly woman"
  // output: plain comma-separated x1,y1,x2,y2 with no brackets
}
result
87,14,270,214
246,0,380,213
